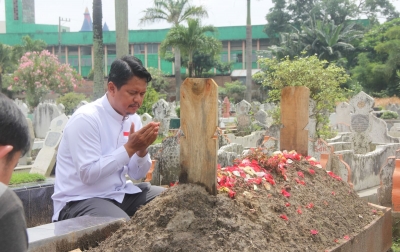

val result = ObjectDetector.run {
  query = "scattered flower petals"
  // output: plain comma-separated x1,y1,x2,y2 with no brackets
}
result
308,168,316,175
327,171,342,181
310,229,318,235
281,189,291,198
343,235,350,240
285,202,291,207
372,209,377,215
297,171,304,178
334,239,339,243
232,171,241,177
297,208,302,214
280,214,289,221
306,203,314,209
331,191,336,196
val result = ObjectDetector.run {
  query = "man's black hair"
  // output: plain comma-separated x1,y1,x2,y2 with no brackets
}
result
107,55,152,89
0,93,31,160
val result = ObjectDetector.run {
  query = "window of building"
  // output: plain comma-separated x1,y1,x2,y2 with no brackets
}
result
259,39,269,50
147,44,158,54
134,44,145,54
13,0,19,20
230,41,242,51
221,54,228,62
222,41,229,52
235,53,243,63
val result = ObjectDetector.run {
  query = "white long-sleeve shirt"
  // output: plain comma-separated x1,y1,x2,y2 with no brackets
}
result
52,94,151,221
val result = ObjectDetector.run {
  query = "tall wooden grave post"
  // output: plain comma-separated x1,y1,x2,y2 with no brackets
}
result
179,78,219,195
280,86,310,156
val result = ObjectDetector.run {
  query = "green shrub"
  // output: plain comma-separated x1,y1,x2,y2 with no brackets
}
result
255,54,349,138
218,80,246,103
381,110,399,119
57,92,87,115
137,86,163,116
175,106,180,118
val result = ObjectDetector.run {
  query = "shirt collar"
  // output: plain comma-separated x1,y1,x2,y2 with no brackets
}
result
101,93,127,122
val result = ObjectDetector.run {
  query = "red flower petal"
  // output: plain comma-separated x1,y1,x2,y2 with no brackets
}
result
297,208,302,214
281,189,291,198
310,229,318,235
343,235,350,240
228,190,236,198
297,171,304,178
280,214,289,221
306,203,314,209
285,202,291,207
308,168,315,175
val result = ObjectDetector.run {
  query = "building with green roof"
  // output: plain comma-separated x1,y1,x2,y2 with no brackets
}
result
0,0,270,77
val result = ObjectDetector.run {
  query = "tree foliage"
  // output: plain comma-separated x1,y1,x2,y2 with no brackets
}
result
255,54,349,137
351,18,400,96
218,80,247,104
140,0,208,101
56,92,87,115
160,18,217,77
265,0,398,38
147,67,170,94
9,50,83,108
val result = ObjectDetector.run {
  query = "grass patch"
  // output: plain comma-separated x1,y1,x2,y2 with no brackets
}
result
9,172,46,185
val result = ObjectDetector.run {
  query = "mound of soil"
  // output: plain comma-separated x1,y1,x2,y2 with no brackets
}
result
89,150,380,252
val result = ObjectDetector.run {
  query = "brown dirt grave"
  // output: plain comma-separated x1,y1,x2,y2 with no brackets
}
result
88,149,381,252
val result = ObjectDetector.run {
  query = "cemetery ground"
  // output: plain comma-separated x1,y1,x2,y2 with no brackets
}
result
88,150,382,252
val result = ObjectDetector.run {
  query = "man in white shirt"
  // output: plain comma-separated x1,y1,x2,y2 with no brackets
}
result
52,55,165,222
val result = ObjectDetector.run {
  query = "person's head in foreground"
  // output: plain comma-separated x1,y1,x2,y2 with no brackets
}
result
0,93,30,185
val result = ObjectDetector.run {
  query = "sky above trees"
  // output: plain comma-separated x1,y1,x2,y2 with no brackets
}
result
1,0,398,32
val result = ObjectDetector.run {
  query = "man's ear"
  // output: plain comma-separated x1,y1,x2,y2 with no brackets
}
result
107,81,116,96
0,146,13,159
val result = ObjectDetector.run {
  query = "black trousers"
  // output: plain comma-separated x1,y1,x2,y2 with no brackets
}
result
58,182,165,221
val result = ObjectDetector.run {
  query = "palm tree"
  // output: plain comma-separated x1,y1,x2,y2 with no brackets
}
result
140,0,208,101
245,0,252,102
93,0,104,99
303,20,362,61
160,19,216,77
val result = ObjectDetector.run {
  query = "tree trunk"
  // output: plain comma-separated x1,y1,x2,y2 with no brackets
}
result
0,72,3,94
245,0,252,102
115,0,129,58
175,48,182,102
93,0,104,100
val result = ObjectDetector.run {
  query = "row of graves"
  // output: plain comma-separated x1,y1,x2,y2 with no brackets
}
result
11,83,400,251
13,90,400,213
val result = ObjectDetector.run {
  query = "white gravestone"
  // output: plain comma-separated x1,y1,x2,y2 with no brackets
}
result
235,100,251,115
18,117,35,165
33,102,62,139
335,102,352,132
152,99,171,136
30,114,69,176
14,98,29,117
140,113,153,127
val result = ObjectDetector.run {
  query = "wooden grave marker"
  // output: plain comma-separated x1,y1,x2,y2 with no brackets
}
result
179,78,218,195
280,86,310,156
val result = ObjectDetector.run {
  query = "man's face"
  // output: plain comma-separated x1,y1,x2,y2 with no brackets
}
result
108,76,147,116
